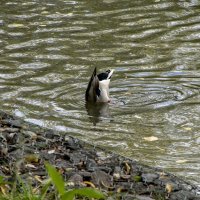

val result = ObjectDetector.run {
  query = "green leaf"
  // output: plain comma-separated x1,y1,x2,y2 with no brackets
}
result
61,188,105,200
45,162,65,196
40,179,52,200
0,176,4,184
61,191,74,200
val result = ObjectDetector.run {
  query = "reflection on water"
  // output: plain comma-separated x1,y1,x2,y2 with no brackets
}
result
86,102,110,126
0,0,200,186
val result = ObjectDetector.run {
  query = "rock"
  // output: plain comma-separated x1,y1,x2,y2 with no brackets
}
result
2,119,22,128
68,174,83,185
70,152,86,166
0,128,19,132
142,173,159,184
5,132,18,144
78,171,92,181
44,130,57,139
0,134,8,157
91,170,112,188
22,131,37,139
86,158,97,171
170,190,196,200
135,195,155,200
64,136,81,150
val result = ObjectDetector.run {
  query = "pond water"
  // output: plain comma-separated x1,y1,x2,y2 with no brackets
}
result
1,0,200,186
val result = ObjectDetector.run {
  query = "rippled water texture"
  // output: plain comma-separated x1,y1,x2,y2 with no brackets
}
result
1,0,200,185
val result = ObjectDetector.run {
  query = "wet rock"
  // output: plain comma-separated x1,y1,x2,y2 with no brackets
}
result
70,152,86,166
44,130,58,139
5,132,18,145
135,195,155,200
142,173,159,184
114,166,121,173
22,131,37,139
64,136,81,150
91,170,112,188
40,151,56,161
0,127,19,133
170,190,197,200
78,171,92,181
165,182,180,193
1,119,23,128
68,174,83,186
86,158,97,171
0,134,8,157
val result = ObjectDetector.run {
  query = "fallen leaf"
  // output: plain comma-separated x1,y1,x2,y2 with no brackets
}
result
166,183,173,193
8,24,25,28
25,154,40,163
176,160,188,164
133,175,142,182
113,173,120,179
25,164,37,169
134,115,142,119
143,136,158,142
125,162,131,174
48,149,55,154
84,181,96,188
41,11,49,14
34,175,43,183
183,127,192,131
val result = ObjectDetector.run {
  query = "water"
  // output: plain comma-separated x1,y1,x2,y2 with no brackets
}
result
1,0,200,185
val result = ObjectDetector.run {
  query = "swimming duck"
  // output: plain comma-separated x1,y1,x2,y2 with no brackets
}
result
85,67,114,103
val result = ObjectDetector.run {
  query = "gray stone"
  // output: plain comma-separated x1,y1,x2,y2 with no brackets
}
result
142,173,159,184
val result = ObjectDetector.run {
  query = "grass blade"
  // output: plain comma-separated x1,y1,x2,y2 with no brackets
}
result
62,188,105,200
40,178,52,200
45,162,65,196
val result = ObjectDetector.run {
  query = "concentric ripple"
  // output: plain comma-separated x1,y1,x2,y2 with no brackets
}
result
1,0,200,186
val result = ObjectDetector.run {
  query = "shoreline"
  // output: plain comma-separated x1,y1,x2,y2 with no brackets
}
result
0,110,200,199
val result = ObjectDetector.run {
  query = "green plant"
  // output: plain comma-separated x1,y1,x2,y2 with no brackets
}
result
45,162,105,200
0,174,40,200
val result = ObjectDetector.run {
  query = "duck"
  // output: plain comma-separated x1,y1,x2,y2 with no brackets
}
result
85,67,114,103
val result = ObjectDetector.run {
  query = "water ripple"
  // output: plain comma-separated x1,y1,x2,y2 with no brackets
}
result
1,0,200,186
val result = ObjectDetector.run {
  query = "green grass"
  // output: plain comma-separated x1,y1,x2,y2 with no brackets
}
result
0,163,105,200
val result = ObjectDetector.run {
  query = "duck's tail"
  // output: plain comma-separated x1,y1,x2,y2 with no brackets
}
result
85,67,99,102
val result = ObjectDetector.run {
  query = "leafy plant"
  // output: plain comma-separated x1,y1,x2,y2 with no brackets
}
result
0,174,40,200
45,162,105,200
0,163,105,200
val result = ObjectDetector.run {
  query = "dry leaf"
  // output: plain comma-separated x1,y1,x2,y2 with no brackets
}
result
48,149,55,154
84,181,96,188
125,162,131,174
166,183,173,193
25,164,37,169
8,23,25,28
25,154,39,163
176,160,188,164
143,136,158,141
34,175,43,183
183,127,192,131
